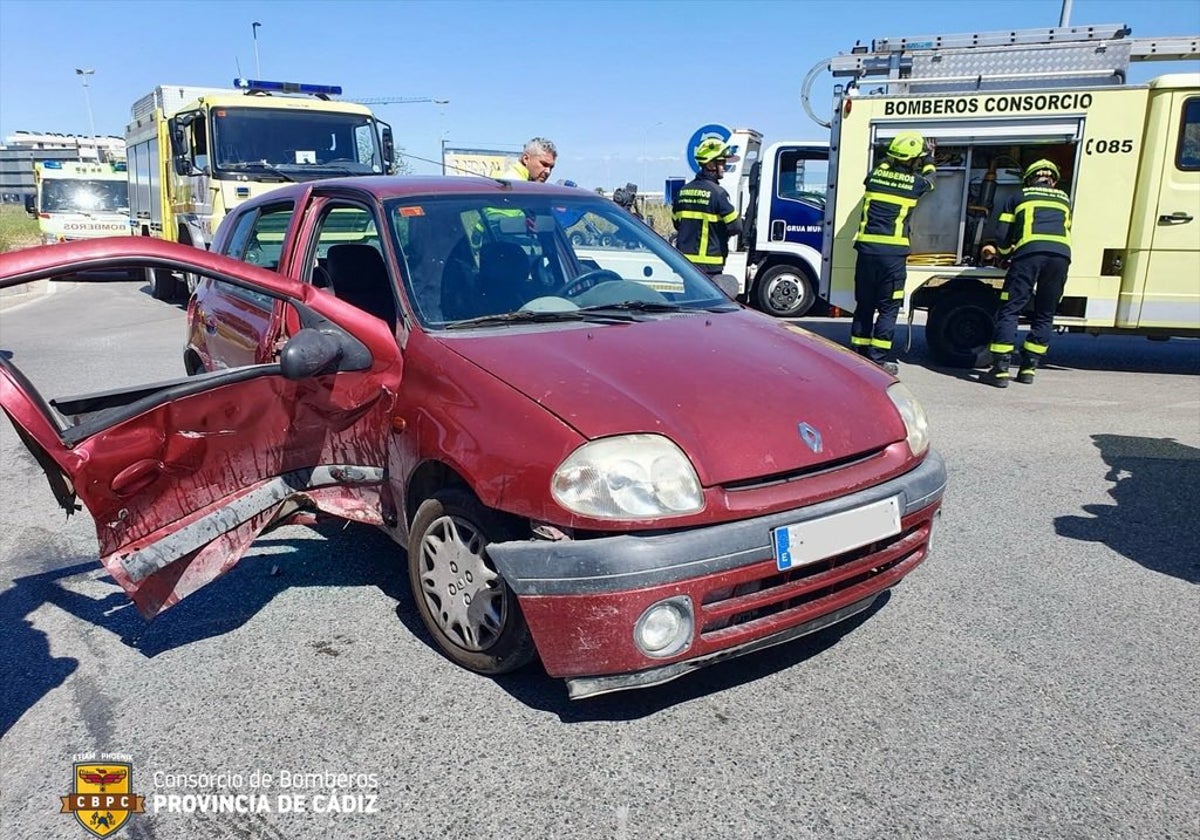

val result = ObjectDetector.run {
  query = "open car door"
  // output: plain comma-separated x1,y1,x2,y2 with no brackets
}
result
0,239,403,618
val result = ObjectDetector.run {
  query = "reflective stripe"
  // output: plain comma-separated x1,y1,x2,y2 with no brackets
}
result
989,342,1014,353
998,212,1015,223
849,335,872,347
856,191,918,246
1018,367,1037,376
687,253,723,265
1013,199,1071,249
674,210,720,222
1000,291,1010,301
1022,340,1049,355
870,337,892,349
720,209,739,224
891,289,904,300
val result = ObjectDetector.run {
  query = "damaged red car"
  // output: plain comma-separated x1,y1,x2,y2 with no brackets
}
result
0,176,945,699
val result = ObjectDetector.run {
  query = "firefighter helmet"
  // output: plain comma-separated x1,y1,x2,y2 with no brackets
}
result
694,138,734,167
1023,159,1060,184
886,131,926,161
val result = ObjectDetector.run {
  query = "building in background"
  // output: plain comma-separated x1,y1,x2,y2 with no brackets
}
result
0,131,126,204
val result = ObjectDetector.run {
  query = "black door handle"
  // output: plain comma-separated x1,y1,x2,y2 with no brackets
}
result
1158,211,1194,224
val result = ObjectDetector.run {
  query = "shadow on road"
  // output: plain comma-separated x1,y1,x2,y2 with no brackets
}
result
1055,434,1200,583
0,522,407,735
794,316,1200,377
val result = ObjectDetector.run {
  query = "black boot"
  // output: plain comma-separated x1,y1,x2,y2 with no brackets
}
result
1016,352,1040,384
981,353,1012,388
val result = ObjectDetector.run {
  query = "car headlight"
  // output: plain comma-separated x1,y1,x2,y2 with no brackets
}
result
552,434,703,519
886,382,930,457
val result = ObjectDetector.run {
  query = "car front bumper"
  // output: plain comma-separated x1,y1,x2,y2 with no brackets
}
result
488,449,947,698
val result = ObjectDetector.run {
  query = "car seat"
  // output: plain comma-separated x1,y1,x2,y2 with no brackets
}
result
476,241,530,315
326,243,397,331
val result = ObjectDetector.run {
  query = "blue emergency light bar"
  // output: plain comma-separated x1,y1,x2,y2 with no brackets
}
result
43,160,63,168
233,78,343,96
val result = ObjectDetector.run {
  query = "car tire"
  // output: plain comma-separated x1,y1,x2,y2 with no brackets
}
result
753,263,816,318
148,267,187,303
926,291,997,368
407,488,536,675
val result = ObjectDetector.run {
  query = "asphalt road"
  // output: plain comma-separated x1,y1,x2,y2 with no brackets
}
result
2,278,1198,840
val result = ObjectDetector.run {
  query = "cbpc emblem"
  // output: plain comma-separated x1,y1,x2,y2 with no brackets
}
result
798,422,823,453
60,763,145,837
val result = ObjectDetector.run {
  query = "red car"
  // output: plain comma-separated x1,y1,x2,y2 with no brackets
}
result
1,176,945,699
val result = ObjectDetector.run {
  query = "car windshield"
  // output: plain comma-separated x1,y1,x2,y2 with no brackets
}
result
386,192,733,329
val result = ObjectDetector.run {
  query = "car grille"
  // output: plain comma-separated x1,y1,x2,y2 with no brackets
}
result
698,517,930,640
719,447,887,491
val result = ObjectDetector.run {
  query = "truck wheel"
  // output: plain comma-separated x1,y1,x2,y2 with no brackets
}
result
926,292,997,368
754,264,815,318
407,489,536,675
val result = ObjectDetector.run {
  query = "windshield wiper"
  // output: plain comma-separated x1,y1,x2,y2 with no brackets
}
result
444,308,637,330
221,161,296,182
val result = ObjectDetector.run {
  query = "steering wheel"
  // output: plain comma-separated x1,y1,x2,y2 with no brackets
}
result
554,269,624,299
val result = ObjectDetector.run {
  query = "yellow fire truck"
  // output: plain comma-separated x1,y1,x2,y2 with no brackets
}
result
812,25,1200,366
24,160,129,244
125,78,395,299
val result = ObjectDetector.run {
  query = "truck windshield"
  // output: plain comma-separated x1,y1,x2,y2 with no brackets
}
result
40,179,129,213
211,107,381,175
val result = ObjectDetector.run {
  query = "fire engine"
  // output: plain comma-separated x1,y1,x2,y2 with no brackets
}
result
24,160,129,244
125,78,396,300
809,24,1200,365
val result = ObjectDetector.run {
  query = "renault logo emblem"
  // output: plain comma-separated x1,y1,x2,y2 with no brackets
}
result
798,422,823,453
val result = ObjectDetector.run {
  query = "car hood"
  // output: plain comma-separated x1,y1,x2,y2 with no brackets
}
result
434,310,909,485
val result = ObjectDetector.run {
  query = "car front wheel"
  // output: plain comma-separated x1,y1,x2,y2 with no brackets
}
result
407,489,535,674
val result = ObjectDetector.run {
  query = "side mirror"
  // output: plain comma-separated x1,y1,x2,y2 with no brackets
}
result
711,273,740,300
280,328,343,380
173,156,191,177
380,124,395,173
24,194,36,215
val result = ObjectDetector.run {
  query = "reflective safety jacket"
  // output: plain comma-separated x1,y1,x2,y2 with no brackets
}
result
995,186,1072,260
853,159,936,256
496,160,531,181
672,174,743,270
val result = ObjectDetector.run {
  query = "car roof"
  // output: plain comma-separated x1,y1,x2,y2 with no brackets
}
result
257,175,587,205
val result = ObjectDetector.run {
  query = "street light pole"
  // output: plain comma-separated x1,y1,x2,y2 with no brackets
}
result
252,22,262,77
74,68,98,160
433,99,450,175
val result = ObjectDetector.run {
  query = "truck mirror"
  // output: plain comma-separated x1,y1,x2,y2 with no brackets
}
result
381,125,395,172
173,155,191,177
24,194,36,215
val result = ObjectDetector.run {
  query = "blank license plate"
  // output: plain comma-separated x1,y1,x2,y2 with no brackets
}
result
773,495,902,571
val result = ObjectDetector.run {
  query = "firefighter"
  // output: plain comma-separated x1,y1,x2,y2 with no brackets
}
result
672,138,743,275
980,159,1072,388
850,131,937,375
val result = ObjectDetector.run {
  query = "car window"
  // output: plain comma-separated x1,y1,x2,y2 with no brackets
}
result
387,194,727,328
218,202,295,309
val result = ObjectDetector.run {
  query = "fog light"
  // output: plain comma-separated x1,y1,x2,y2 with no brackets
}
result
633,597,693,658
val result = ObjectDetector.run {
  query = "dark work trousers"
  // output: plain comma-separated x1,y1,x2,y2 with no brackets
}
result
991,253,1070,356
851,253,906,363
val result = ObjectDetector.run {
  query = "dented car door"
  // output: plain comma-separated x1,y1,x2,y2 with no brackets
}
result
0,239,402,617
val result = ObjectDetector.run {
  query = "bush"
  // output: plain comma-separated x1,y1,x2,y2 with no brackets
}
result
0,205,39,253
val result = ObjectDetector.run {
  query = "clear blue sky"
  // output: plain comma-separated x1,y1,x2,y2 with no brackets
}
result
1,0,1197,190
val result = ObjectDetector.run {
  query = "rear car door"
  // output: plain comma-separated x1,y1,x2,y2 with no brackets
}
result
0,239,403,617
